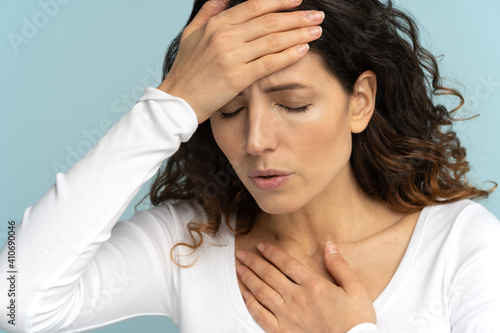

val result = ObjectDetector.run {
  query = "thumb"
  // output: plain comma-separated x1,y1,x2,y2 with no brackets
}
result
183,0,230,38
324,241,358,290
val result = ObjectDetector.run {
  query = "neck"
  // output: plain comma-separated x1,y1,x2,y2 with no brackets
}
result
250,164,405,257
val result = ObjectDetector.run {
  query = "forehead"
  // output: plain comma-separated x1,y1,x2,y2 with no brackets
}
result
256,52,333,89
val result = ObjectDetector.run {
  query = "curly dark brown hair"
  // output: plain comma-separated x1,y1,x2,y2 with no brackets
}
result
144,0,496,266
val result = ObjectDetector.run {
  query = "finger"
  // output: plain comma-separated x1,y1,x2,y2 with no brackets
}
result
219,0,303,25
240,10,324,43
237,250,292,296
244,43,310,84
183,0,230,38
243,291,279,333
236,264,285,313
255,243,310,285
324,241,360,292
242,26,322,64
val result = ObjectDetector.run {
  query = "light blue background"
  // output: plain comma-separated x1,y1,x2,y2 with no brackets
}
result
1,0,499,332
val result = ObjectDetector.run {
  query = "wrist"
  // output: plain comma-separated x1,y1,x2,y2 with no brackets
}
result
157,79,206,124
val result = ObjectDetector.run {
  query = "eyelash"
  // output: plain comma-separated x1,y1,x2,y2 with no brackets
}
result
220,104,311,119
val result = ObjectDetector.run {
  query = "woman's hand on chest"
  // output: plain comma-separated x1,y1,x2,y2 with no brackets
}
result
235,241,376,333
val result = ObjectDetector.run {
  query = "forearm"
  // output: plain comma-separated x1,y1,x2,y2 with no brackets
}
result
0,87,197,332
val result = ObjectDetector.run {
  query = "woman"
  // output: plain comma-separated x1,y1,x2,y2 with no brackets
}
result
0,0,498,332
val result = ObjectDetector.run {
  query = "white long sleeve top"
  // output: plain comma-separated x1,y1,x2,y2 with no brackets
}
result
1,87,500,333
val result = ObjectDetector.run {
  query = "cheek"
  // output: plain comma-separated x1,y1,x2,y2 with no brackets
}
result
291,108,352,173
210,118,245,168
322,116,352,160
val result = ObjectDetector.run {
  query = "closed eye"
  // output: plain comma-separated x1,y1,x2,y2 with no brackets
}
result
219,107,244,119
278,104,311,113
219,104,311,119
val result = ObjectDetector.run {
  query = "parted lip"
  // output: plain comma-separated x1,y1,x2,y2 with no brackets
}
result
248,169,293,178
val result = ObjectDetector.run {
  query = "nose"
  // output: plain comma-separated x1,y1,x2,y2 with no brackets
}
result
245,105,278,156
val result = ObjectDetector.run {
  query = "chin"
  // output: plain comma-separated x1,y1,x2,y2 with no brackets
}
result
252,194,304,215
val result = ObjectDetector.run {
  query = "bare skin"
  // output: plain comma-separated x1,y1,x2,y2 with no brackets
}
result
156,0,420,331
232,206,421,332
209,50,419,330
235,203,422,303
159,0,325,123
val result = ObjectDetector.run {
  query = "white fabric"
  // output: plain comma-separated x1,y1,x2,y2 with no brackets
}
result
1,87,499,333
346,323,378,333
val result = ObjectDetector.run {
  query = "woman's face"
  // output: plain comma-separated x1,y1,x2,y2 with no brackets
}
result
210,53,366,215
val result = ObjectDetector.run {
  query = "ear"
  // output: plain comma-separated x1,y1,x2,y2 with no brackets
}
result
349,70,377,134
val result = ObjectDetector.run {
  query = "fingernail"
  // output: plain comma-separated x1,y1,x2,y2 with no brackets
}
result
309,26,322,37
297,44,309,54
236,250,247,261
236,265,246,276
326,241,339,254
243,292,250,302
290,0,301,3
308,11,325,21
257,243,265,252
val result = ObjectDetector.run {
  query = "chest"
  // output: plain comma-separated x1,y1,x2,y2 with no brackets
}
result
234,215,418,303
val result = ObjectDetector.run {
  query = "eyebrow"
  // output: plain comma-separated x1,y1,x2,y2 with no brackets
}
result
237,83,309,96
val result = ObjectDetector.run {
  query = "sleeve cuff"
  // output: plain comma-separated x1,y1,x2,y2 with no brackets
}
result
346,323,378,333
139,87,198,141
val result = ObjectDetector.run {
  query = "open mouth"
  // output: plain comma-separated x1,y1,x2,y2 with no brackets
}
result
249,173,293,191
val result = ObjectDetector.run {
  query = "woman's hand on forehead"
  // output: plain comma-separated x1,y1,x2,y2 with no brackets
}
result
158,0,323,124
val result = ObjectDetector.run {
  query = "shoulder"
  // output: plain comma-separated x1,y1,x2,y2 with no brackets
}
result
138,201,232,266
427,201,500,327
424,199,500,280
147,200,205,226
425,198,500,242
450,199,500,256
416,199,500,276
115,200,207,245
